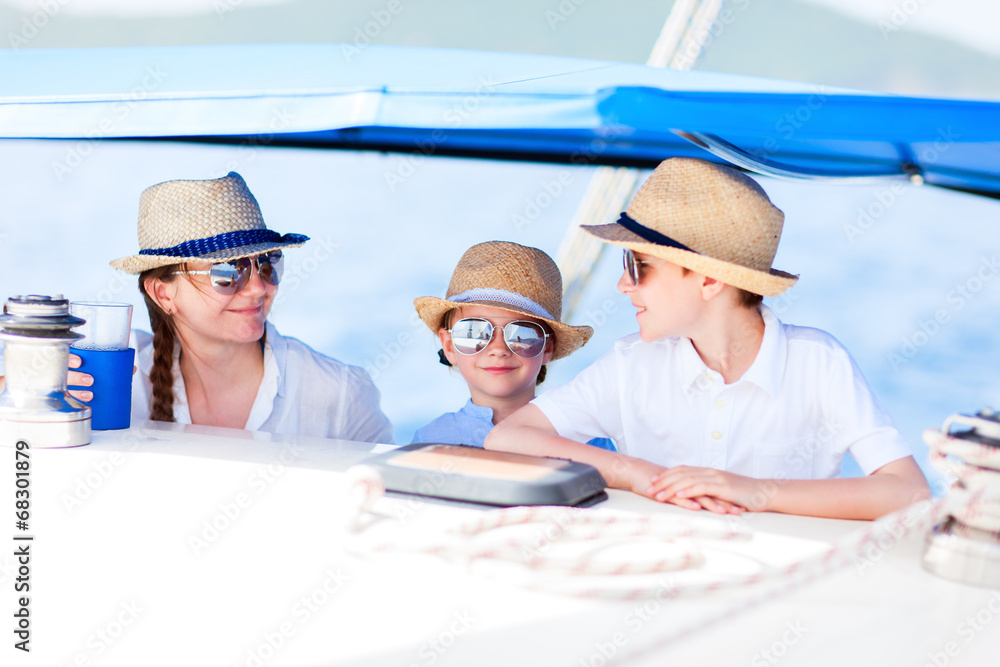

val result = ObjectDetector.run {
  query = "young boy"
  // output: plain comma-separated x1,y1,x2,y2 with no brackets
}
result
412,241,614,451
485,158,930,520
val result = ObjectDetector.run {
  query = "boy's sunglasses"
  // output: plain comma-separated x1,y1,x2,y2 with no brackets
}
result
623,249,667,286
448,318,549,359
178,251,284,295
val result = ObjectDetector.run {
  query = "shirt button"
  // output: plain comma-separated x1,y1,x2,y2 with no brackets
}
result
711,431,722,441
715,400,726,410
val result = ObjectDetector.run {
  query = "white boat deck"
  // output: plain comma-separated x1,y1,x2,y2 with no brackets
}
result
16,423,1000,666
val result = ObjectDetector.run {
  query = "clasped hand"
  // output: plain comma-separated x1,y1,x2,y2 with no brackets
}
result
630,461,773,514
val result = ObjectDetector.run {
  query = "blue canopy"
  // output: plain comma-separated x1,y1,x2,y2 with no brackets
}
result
2,43,998,197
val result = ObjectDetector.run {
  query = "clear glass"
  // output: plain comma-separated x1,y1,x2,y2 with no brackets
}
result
69,301,133,351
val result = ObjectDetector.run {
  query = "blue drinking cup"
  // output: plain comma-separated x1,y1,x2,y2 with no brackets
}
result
68,347,135,430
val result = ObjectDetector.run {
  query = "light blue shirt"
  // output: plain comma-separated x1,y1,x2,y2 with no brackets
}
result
412,399,617,451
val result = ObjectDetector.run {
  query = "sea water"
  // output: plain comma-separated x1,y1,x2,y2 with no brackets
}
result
1,139,997,489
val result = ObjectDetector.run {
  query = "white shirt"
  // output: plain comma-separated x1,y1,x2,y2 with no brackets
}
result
533,306,910,479
132,322,394,443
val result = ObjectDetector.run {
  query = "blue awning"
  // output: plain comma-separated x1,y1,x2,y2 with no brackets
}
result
2,43,998,197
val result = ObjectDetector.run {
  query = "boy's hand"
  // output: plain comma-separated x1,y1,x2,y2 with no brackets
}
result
648,466,759,513
624,459,744,514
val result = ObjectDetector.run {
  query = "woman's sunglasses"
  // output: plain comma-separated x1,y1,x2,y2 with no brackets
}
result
178,251,284,295
623,249,667,286
447,317,549,359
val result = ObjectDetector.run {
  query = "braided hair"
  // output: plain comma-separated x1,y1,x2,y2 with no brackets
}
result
139,266,180,422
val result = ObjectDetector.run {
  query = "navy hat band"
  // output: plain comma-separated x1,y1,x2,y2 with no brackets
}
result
139,229,309,257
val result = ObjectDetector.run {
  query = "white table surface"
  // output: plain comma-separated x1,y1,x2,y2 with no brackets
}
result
4,422,998,667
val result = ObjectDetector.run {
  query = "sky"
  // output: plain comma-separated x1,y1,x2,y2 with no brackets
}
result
799,0,1000,57
3,0,1000,58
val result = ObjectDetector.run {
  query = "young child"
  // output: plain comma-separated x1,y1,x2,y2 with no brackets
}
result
412,240,614,451
486,158,930,520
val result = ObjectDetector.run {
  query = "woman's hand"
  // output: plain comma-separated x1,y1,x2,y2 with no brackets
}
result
67,353,94,402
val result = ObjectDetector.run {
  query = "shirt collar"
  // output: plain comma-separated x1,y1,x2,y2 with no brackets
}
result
738,304,786,397
265,321,286,398
460,398,496,423
679,336,713,394
677,304,786,396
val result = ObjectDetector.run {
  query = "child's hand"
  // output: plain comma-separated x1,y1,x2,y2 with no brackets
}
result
648,466,758,513
622,459,744,514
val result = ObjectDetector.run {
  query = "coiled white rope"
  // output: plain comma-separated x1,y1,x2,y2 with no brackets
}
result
342,464,952,601
925,427,1000,533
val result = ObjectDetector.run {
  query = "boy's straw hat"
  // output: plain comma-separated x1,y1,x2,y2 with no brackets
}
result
111,172,309,274
414,241,593,360
582,158,798,296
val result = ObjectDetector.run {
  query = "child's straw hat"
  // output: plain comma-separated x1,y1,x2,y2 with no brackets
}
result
582,158,798,296
414,241,593,360
111,172,309,274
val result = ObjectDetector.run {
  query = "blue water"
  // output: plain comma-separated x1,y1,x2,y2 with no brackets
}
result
2,138,998,492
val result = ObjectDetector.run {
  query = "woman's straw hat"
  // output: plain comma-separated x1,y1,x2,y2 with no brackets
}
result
414,241,593,360
110,172,309,274
582,158,798,296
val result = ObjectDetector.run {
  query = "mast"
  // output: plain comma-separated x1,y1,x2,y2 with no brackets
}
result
557,0,726,320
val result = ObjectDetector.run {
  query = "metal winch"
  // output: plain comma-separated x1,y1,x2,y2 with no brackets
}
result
922,408,1000,587
0,295,91,448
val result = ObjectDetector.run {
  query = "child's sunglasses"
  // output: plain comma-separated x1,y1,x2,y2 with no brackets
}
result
447,317,549,359
623,249,667,286
178,251,284,295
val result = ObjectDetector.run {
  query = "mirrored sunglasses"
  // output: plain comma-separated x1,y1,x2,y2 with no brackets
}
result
448,317,549,359
178,251,284,295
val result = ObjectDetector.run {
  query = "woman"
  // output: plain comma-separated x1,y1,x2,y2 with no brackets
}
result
77,171,393,442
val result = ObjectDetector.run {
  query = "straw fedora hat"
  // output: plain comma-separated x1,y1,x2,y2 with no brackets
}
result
414,241,593,360
582,158,798,296
110,172,309,274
